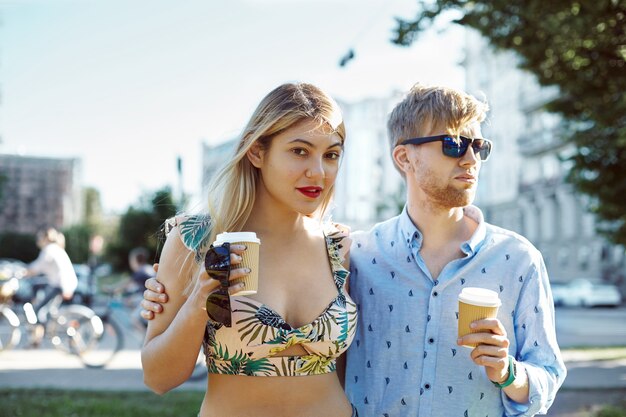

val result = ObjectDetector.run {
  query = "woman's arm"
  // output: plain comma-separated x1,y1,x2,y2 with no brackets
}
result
141,227,216,394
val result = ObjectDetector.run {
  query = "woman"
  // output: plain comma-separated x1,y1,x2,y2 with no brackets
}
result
141,82,358,417
26,228,78,313
25,227,78,345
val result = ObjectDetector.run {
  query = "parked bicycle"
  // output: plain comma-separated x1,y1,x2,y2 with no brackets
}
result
107,286,207,381
0,260,123,369
0,261,22,350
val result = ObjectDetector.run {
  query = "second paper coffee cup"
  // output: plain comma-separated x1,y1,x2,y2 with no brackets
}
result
214,231,261,295
458,287,501,348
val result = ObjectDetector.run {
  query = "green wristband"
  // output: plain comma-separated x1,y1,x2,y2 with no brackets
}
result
492,355,517,389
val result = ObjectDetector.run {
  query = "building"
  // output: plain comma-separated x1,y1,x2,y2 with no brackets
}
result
201,139,237,202
333,96,405,230
465,30,625,284
0,154,83,235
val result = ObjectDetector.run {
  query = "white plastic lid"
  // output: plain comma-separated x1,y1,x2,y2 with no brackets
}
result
458,287,501,307
214,231,260,245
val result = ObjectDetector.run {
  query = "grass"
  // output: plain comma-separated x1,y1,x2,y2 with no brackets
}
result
597,405,626,417
561,346,626,361
1,388,624,417
0,389,204,417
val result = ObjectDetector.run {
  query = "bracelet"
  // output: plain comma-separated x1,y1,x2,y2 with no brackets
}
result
492,355,517,389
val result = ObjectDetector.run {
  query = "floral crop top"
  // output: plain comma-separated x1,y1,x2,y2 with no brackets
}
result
165,214,358,377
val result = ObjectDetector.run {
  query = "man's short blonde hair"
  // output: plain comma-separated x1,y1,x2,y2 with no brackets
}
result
387,83,489,168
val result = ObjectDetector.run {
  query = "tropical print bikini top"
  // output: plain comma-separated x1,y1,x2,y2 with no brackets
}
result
164,214,358,377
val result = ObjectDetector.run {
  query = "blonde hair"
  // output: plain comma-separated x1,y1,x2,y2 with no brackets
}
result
182,83,345,293
37,227,65,248
387,83,489,174
206,82,344,243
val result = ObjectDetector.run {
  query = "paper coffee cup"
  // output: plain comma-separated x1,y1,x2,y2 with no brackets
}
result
214,232,260,295
458,287,501,348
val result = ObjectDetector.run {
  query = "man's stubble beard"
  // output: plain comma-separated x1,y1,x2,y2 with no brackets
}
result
418,168,476,210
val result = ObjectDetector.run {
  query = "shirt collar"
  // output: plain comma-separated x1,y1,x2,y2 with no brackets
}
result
398,204,487,255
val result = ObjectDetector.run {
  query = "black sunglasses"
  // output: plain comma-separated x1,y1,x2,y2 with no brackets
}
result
204,242,232,327
401,134,492,161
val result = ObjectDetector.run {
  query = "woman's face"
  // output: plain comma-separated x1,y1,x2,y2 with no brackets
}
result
249,119,344,216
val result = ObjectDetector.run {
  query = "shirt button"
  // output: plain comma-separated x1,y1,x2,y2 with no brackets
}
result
425,383,431,390
428,338,434,344
433,291,438,297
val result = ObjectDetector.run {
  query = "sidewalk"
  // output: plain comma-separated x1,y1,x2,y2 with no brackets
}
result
0,349,204,391
1,347,625,391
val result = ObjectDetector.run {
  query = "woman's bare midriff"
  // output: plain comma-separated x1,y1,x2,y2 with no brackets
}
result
198,372,352,417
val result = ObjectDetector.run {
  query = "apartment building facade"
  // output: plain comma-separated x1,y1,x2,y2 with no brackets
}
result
0,154,83,235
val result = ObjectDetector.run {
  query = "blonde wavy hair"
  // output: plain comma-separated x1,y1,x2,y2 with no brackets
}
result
387,83,489,176
204,82,345,246
37,227,65,249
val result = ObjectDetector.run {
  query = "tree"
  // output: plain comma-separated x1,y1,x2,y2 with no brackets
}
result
392,0,626,244
84,187,103,230
104,187,178,272
0,172,7,206
63,224,93,264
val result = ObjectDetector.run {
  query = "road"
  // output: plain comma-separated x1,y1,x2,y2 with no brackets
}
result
1,303,625,416
555,306,626,348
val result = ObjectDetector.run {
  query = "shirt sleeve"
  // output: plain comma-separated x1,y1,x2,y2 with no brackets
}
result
28,247,50,276
502,255,567,416
164,214,213,264
59,255,78,296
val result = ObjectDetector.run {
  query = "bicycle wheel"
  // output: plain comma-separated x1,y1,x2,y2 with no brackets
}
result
0,306,21,351
77,315,124,369
47,304,102,354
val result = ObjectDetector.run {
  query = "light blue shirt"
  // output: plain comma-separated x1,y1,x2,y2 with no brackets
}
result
345,206,566,417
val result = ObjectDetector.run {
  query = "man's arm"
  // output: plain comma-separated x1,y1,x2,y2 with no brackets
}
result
504,259,566,415
140,244,250,320
459,259,566,416
140,275,168,320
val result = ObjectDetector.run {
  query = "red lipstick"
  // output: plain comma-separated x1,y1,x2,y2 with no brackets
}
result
297,186,323,198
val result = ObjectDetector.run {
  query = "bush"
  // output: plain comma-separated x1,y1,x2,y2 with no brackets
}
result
597,405,626,417
0,232,38,262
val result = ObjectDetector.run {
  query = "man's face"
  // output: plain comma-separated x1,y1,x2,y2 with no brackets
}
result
403,122,483,209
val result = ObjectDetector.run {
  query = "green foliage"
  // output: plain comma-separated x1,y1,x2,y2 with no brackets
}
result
83,187,103,230
0,172,7,206
0,232,38,262
0,389,204,417
392,0,626,244
104,187,177,272
597,404,626,417
62,224,94,264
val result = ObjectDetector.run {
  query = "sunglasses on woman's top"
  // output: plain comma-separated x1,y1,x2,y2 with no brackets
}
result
204,243,232,327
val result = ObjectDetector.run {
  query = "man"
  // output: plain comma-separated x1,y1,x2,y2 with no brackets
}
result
141,83,565,416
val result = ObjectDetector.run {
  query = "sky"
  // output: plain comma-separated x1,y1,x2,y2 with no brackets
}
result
0,0,465,213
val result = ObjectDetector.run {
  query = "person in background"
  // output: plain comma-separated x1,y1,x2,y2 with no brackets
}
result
114,247,157,328
128,247,156,294
141,82,358,417
25,227,78,342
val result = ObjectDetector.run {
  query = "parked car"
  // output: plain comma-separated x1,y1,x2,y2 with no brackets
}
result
552,278,622,308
